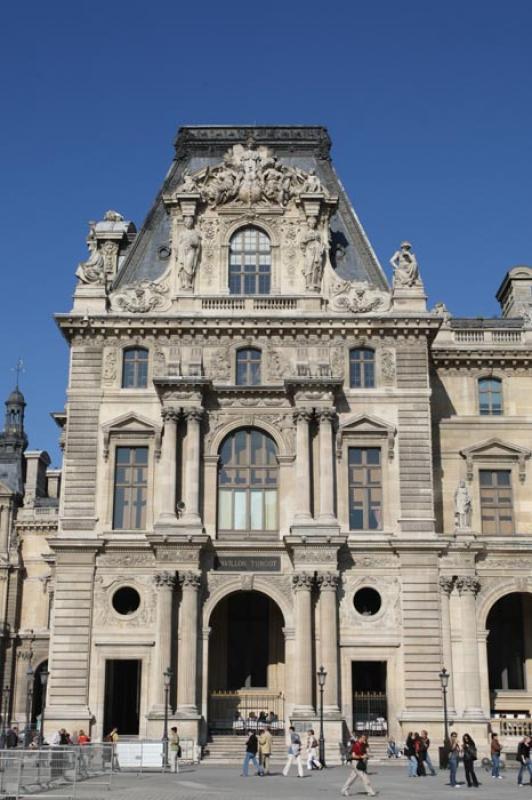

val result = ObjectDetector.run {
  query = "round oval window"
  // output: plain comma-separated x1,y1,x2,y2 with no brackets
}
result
112,586,141,616
353,587,381,616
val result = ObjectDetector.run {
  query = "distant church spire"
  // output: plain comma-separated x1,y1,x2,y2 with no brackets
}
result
3,359,27,441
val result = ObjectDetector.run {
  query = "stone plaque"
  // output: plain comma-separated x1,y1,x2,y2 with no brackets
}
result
215,556,281,572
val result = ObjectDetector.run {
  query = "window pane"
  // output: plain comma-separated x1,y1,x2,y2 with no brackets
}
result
234,491,247,529
228,226,271,295
218,490,232,529
250,490,263,530
348,446,382,531
264,490,277,530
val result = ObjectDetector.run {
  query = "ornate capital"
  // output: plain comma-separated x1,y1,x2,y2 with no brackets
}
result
439,576,455,595
179,571,201,590
455,576,481,596
293,408,314,424
292,572,314,591
183,408,204,423
316,572,339,591
316,408,336,425
153,571,177,589
161,407,180,423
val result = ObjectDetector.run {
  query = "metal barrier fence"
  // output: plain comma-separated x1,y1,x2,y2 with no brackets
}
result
0,743,113,799
115,738,199,771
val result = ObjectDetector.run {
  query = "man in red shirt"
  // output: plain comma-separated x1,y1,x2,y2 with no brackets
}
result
341,733,377,797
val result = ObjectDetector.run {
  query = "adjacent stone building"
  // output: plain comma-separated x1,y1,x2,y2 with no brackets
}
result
4,126,532,759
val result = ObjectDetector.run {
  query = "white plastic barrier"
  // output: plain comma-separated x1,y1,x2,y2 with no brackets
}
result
115,738,198,771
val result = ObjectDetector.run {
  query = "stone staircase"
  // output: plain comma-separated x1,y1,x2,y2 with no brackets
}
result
202,734,288,764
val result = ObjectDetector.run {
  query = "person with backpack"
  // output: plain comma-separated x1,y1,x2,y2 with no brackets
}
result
282,726,304,778
341,733,377,797
462,733,479,788
517,734,532,786
306,729,323,770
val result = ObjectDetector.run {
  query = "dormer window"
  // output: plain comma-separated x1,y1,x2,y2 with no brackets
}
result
236,348,261,386
122,348,148,389
229,227,271,295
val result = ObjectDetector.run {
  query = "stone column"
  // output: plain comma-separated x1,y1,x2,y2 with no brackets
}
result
317,572,340,712
156,408,180,527
292,572,314,714
316,409,336,522
439,576,456,712
150,571,177,713
181,409,203,525
456,576,484,718
293,409,313,521
177,571,201,714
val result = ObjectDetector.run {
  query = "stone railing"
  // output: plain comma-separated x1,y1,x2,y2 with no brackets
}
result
453,329,523,345
492,717,532,737
201,297,299,312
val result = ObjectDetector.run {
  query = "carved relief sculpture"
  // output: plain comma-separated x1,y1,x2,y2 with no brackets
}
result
300,216,326,291
112,280,170,313
454,480,472,529
76,224,105,285
330,278,391,314
178,216,202,290
390,241,422,289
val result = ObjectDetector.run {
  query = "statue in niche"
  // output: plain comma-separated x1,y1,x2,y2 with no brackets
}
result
178,216,202,290
454,480,472,529
390,241,421,288
300,216,326,291
76,224,105,285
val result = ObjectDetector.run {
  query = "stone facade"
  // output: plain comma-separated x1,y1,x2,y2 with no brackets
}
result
4,126,532,760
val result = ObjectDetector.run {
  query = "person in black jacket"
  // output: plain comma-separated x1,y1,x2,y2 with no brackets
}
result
462,734,479,788
517,735,532,786
241,730,264,777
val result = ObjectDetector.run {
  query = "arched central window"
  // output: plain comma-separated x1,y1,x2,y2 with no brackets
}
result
218,429,278,533
229,227,271,295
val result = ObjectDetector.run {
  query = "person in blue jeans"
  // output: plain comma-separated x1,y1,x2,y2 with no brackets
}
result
517,735,532,786
448,732,461,787
491,732,503,779
241,730,264,777
405,732,418,777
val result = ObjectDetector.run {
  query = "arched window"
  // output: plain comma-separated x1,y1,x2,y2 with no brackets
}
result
236,348,261,386
122,348,149,389
218,429,278,533
349,348,375,388
229,227,271,295
478,377,502,415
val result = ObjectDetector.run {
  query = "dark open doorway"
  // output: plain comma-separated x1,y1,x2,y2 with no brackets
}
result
103,659,141,736
352,661,387,735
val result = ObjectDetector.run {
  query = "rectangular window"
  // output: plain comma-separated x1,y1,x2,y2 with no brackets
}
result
479,469,514,534
348,447,382,530
112,446,148,530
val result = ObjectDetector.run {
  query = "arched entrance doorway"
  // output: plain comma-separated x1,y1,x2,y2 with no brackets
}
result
208,591,285,732
487,592,532,715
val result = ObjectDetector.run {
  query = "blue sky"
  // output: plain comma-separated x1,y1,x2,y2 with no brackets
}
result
1,0,531,463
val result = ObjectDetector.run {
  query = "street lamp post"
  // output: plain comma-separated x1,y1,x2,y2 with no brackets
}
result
439,667,450,746
39,668,49,746
1,686,10,746
317,665,327,767
24,665,34,747
162,667,172,771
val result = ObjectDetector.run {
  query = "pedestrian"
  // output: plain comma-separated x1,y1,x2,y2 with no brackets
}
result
282,726,304,778
258,726,272,775
462,734,479,788
405,732,418,777
306,729,322,770
241,729,263,777
78,729,90,745
490,732,503,779
448,731,461,788
421,729,437,776
5,726,18,748
414,732,426,776
386,738,400,758
516,734,532,786
105,727,120,772
169,726,181,773
341,733,376,797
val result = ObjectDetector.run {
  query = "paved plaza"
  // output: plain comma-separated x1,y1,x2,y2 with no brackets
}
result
39,762,528,799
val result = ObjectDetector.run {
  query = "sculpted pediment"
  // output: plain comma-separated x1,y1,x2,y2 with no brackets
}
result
101,412,162,460
337,413,396,459
460,437,532,482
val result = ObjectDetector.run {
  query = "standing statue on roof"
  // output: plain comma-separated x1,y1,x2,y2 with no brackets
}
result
390,241,421,288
